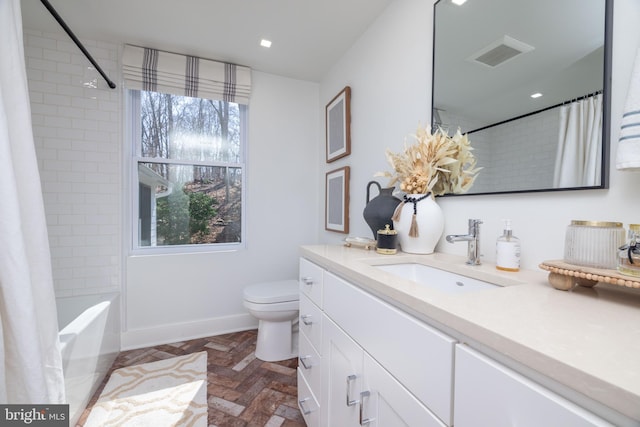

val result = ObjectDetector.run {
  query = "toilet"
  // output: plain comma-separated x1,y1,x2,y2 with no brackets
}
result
243,280,299,362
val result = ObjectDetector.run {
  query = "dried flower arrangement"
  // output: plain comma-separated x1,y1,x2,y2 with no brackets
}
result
377,124,480,197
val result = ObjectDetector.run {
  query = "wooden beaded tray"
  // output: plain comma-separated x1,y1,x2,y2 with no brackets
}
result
539,260,640,291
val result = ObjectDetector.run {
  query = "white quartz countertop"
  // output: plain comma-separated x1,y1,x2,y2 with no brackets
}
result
300,245,640,422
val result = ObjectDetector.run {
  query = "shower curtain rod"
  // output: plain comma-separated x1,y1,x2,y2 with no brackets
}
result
39,0,116,89
469,90,604,135
561,90,603,105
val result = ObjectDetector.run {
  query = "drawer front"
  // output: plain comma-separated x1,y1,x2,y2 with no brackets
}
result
299,258,324,306
299,293,323,354
298,330,322,397
298,368,320,427
324,271,456,426
454,345,613,427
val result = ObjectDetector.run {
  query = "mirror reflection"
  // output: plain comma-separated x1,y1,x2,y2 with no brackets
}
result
432,0,611,195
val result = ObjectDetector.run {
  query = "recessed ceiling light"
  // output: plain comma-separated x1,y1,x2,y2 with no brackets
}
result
452,0,467,5
260,39,272,48
531,92,543,98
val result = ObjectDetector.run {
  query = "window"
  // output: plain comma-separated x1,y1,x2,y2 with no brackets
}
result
130,90,246,252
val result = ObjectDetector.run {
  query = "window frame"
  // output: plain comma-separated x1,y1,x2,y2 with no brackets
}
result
127,89,248,255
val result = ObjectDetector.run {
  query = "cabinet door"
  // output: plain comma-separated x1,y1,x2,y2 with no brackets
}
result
454,344,614,427
361,353,447,427
324,271,455,424
322,316,363,427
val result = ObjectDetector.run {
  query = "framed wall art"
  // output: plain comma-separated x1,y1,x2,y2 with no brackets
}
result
326,86,351,163
325,166,350,233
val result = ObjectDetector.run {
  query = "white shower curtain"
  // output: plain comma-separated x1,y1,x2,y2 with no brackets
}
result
553,93,603,188
0,0,65,404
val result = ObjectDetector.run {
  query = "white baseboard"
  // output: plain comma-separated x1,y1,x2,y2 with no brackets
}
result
120,313,258,350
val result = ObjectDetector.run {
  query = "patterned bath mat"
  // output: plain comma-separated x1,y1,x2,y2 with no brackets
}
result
84,351,207,427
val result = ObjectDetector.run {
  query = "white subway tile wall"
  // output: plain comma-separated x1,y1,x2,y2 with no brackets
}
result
441,108,558,194
24,29,122,297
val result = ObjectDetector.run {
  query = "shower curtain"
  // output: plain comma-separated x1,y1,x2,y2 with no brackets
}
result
553,93,603,188
0,0,65,404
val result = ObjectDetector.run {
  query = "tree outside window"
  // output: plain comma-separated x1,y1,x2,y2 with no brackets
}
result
132,90,245,250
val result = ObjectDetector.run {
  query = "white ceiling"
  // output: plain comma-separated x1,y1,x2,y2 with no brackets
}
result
20,0,608,130
20,0,394,82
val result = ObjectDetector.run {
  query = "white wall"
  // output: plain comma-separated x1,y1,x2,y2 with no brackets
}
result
320,0,432,243
124,72,320,348
320,0,640,271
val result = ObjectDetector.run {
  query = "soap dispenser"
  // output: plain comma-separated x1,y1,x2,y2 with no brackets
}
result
496,219,520,272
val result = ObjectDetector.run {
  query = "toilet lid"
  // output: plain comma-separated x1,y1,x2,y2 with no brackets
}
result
243,280,299,304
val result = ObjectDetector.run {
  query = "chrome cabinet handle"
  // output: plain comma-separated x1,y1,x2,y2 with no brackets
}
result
299,355,313,369
298,397,312,415
301,276,314,286
346,374,358,407
301,314,313,325
359,390,372,425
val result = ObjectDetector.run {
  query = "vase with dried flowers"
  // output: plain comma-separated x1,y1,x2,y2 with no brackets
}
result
376,124,480,253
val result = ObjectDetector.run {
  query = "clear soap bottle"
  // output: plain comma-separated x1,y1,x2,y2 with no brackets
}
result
496,219,520,272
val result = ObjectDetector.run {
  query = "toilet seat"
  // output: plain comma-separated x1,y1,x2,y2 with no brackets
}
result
243,280,299,304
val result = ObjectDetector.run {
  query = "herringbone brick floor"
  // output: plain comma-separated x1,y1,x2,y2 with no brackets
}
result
76,329,305,427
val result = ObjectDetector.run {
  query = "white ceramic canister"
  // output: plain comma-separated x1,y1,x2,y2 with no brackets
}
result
564,220,625,269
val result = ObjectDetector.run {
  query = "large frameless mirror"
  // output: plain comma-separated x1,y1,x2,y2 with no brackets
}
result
432,0,613,195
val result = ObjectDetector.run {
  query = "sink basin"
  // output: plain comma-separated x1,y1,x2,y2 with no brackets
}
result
375,263,500,294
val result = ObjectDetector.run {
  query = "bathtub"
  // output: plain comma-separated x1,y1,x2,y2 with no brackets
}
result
56,293,120,425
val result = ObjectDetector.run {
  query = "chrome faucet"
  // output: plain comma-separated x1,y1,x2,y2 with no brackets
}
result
446,219,482,265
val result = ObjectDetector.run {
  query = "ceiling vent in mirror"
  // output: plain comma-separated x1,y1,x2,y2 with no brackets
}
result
468,35,534,68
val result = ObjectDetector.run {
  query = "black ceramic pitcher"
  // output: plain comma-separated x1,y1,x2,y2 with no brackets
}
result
362,181,401,240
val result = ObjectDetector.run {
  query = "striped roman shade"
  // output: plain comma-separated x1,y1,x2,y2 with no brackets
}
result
122,44,251,104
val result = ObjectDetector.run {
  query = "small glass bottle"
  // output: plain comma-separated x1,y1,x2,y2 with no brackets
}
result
617,224,640,277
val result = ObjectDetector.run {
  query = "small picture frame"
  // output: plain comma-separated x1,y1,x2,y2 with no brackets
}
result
325,166,350,233
326,86,351,163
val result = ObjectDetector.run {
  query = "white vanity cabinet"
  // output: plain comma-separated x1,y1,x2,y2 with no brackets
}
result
297,258,324,427
299,249,639,427
454,344,614,427
299,257,455,427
